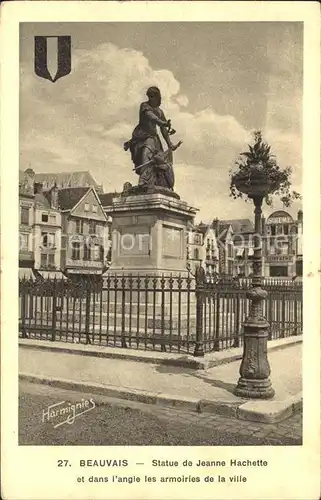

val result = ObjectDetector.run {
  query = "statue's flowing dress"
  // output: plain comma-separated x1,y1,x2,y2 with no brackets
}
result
125,102,175,190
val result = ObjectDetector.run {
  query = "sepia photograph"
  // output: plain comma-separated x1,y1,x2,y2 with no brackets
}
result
1,2,320,500
18,20,303,446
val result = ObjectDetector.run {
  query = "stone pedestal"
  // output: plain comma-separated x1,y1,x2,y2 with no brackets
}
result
105,192,198,276
103,192,199,349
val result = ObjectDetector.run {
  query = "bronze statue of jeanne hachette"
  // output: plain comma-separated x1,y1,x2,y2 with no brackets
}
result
124,87,182,192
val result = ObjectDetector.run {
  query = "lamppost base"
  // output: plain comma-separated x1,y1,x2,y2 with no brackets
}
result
193,344,205,357
234,377,275,399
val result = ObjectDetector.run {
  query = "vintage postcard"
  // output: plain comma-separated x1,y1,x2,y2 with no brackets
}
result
1,1,320,499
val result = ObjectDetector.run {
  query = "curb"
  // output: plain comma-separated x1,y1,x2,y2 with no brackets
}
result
19,373,302,424
19,373,201,412
19,335,302,370
236,392,303,423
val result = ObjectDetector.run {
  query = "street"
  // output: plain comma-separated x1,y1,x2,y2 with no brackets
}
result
19,381,302,446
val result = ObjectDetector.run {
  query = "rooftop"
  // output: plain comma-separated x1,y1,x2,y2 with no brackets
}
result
99,192,120,207
34,192,51,209
58,187,91,211
220,218,254,234
19,170,103,193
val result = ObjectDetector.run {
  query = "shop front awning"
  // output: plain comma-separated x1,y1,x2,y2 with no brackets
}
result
67,269,102,275
19,268,35,280
34,270,67,280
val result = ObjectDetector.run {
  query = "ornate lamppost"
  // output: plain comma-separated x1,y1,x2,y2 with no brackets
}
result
234,186,274,399
229,131,301,399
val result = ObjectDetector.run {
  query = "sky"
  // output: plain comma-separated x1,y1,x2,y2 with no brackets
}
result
20,22,303,222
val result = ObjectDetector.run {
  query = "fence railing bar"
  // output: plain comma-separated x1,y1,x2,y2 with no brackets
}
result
18,276,302,354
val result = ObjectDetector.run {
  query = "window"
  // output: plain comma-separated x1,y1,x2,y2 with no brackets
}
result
269,245,276,255
49,233,55,247
40,253,47,268
194,248,199,260
40,253,55,269
280,242,289,255
20,207,29,225
71,242,81,260
296,260,303,277
89,221,96,234
283,224,289,235
41,213,49,222
270,225,276,236
84,203,90,212
92,244,101,261
270,265,288,277
49,215,56,224
76,220,84,234
20,233,29,251
41,232,55,248
48,253,55,267
227,261,233,274
194,234,202,245
84,244,91,261
92,204,98,213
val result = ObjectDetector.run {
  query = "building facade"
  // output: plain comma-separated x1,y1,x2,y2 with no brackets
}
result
19,169,36,278
59,187,109,280
262,210,302,278
222,219,255,277
187,222,219,277
187,228,204,274
99,192,119,269
18,170,115,281
33,183,63,278
295,210,303,277
211,220,235,275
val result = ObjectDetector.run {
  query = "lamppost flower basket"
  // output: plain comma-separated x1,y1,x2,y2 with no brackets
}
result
230,130,300,207
229,131,301,399
233,171,276,199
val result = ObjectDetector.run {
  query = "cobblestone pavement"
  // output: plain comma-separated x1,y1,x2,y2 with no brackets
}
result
146,403,302,443
19,382,302,446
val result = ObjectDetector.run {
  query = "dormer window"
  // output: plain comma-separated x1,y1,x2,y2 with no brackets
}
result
41,213,48,222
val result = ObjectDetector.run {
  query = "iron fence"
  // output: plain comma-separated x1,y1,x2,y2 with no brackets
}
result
19,274,302,355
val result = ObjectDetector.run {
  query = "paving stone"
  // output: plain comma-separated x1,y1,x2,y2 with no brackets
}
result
252,431,273,438
237,428,257,436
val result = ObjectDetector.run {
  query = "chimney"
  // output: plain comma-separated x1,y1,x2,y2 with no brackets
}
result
50,183,59,209
297,210,303,222
22,168,35,195
212,218,220,237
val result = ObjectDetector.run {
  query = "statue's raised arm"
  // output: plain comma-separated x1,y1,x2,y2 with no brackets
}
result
123,87,182,193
